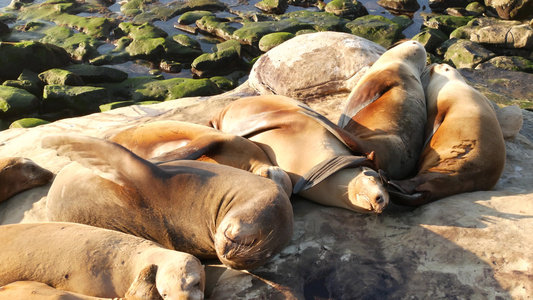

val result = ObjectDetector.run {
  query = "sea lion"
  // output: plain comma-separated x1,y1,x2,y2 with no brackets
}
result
0,157,53,203
388,63,506,206
108,120,292,196
209,95,389,214
43,135,293,270
0,281,117,300
338,40,428,180
0,222,204,300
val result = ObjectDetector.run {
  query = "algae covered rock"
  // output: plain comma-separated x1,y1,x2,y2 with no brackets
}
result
346,15,403,48
255,0,289,14
412,28,448,52
258,32,295,52
9,117,50,128
192,39,248,77
378,0,420,13
0,86,40,118
40,26,102,61
476,56,533,73
64,64,128,83
178,11,215,25
0,41,71,81
484,0,533,20
99,100,136,112
131,77,221,101
325,0,368,20
423,15,474,35
38,68,84,86
42,85,108,115
444,39,496,68
2,80,42,98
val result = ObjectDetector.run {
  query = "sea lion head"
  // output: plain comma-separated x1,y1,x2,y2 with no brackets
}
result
385,40,427,75
0,157,53,202
214,184,293,270
155,257,205,300
346,167,389,214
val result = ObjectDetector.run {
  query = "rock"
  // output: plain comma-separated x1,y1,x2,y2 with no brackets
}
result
450,18,533,50
42,85,108,115
255,0,289,14
0,89,531,299
459,68,533,108
249,31,385,99
131,78,221,101
177,10,215,25
465,1,486,15
444,39,496,68
40,26,103,62
159,60,182,73
258,32,295,52
0,86,39,118
423,15,474,35
2,80,42,98
412,28,448,52
324,0,369,20
38,68,84,86
378,0,420,13
172,34,202,50
99,100,136,112
196,15,238,41
95,76,164,102
9,117,50,128
495,105,524,139
191,45,248,77
484,0,533,20
346,15,403,48
64,64,128,83
476,56,533,73
428,0,476,12
210,76,237,91
118,22,168,39
391,15,414,30
0,20,10,36
0,41,71,81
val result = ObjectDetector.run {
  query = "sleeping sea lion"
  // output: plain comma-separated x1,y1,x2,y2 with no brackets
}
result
43,135,293,270
0,157,53,203
209,95,389,214
388,63,506,206
108,120,292,196
338,40,428,180
0,222,204,300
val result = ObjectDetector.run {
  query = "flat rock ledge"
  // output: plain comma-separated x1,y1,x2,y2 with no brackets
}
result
0,85,532,299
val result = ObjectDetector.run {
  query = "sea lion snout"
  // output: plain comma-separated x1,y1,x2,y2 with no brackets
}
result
348,168,390,213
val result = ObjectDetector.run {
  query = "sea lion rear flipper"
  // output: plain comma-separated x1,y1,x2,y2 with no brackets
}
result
150,135,222,164
297,104,366,155
125,264,160,300
338,69,399,128
293,155,371,194
42,135,169,187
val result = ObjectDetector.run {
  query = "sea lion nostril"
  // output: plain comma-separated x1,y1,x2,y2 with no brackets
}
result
376,196,384,204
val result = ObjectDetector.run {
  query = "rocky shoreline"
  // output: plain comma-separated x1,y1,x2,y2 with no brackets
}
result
0,0,532,130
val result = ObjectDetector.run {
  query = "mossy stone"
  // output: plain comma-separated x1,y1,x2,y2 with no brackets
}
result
412,28,448,52
125,37,167,60
481,56,533,73
99,100,136,112
212,39,242,56
191,48,247,77
255,0,289,14
173,34,202,50
346,15,403,48
119,22,168,40
131,78,221,101
64,64,128,83
325,0,368,20
258,32,295,52
0,86,39,118
444,39,496,68
423,15,474,35
196,16,239,41
210,76,237,91
42,85,108,115
41,27,102,61
0,41,71,81
391,15,414,30
2,80,42,98
136,100,162,105
9,117,50,128
178,11,215,25
95,76,164,101
38,68,84,86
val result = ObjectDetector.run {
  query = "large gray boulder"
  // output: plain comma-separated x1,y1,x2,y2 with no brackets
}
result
248,31,386,100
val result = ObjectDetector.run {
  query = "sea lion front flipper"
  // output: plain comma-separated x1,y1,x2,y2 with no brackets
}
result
297,104,367,156
125,264,161,300
42,135,169,187
338,69,399,128
293,155,371,194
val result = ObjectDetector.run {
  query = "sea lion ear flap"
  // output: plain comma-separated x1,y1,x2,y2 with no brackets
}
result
42,135,167,187
338,69,398,128
125,264,161,300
